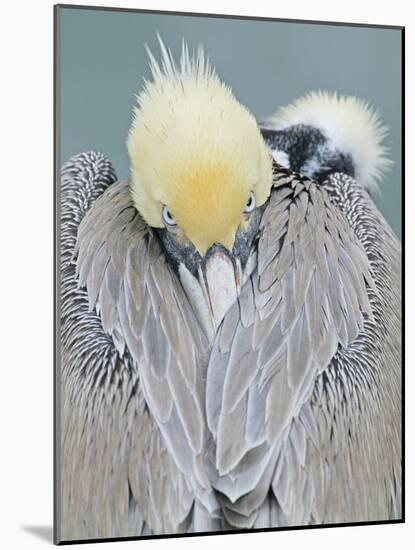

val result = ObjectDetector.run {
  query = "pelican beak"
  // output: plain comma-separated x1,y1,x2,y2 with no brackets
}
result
198,245,242,330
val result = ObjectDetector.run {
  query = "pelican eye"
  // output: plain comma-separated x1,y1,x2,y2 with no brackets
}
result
244,192,256,213
162,206,177,226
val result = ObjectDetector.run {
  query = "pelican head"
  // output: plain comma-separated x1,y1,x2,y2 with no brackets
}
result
127,38,273,334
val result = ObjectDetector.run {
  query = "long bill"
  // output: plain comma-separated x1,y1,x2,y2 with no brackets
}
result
198,248,242,331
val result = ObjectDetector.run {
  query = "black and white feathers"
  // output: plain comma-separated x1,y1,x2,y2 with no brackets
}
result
261,90,392,192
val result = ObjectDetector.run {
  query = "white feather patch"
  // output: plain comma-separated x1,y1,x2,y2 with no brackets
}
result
265,90,392,192
271,150,290,168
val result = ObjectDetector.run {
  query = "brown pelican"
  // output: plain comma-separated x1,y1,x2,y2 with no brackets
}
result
58,40,401,541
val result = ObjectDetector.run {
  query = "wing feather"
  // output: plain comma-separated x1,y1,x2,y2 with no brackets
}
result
206,167,375,510
75,179,215,513
60,152,196,538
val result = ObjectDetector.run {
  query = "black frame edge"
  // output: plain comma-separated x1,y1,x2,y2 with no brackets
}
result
57,519,404,546
400,25,405,523
54,3,62,546
55,3,404,30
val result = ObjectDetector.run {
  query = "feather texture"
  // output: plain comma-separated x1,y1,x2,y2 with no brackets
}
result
59,152,401,539
60,153,215,541
204,164,392,525
74,176,219,514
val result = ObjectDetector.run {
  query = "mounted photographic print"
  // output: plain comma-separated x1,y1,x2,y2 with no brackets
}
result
54,4,404,544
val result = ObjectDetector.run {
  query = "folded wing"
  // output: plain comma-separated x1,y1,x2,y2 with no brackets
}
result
206,165,376,525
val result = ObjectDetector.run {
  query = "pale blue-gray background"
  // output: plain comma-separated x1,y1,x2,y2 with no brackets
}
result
58,6,402,237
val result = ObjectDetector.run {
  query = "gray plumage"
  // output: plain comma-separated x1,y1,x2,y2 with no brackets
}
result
59,142,401,540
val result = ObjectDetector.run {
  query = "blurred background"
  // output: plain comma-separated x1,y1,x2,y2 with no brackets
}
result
58,6,402,237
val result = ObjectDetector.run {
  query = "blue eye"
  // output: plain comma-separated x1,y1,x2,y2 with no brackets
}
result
244,192,256,213
162,206,177,226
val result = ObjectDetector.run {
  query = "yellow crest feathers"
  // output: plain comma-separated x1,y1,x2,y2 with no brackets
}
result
127,37,273,255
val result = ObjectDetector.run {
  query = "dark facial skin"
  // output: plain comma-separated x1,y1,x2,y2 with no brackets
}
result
155,205,265,278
